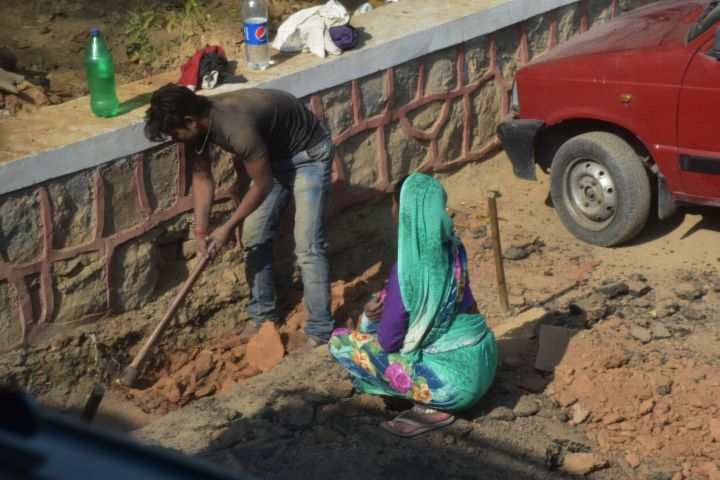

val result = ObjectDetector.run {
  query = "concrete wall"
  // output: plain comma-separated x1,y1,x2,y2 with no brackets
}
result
0,0,654,352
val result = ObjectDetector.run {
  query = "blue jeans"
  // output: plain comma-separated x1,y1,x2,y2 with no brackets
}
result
242,136,334,341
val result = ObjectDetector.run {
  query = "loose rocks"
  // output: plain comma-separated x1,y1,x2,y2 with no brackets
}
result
561,452,607,475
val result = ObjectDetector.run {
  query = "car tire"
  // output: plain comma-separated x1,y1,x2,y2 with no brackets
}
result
549,132,651,247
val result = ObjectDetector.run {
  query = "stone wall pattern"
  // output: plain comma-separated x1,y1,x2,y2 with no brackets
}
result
0,0,656,351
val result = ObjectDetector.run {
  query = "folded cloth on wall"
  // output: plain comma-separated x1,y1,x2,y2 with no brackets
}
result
271,0,350,58
178,45,227,91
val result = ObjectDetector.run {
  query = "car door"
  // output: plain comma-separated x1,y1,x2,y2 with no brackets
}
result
677,30,720,205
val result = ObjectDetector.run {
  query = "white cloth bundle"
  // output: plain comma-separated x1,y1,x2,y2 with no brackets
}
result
272,0,350,58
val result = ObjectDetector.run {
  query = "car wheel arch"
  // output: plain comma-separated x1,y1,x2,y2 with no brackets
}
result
535,119,655,174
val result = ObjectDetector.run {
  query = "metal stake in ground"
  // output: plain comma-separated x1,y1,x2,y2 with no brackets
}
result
487,191,511,315
81,384,105,423
117,244,216,388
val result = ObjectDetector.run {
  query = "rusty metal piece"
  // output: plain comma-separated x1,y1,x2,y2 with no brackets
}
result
487,191,511,315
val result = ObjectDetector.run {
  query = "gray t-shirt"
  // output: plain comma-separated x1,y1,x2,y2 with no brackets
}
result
208,89,326,163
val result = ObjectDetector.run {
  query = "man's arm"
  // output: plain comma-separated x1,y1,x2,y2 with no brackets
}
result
189,148,215,258
208,154,274,251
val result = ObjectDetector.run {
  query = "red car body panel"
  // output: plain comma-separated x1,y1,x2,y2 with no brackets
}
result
512,0,720,206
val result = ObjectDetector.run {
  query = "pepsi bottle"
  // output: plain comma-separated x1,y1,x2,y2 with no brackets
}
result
242,0,270,70
84,28,119,117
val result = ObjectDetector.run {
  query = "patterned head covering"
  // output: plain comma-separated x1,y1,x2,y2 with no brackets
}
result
397,174,456,354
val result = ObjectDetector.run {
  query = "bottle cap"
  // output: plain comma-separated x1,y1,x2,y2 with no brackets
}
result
90,28,100,36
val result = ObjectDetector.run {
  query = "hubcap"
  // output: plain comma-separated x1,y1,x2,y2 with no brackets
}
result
564,158,617,230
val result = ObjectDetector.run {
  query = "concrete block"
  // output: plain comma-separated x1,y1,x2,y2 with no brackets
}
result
535,324,580,372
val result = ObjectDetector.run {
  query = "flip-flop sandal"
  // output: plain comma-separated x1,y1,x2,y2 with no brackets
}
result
380,406,455,437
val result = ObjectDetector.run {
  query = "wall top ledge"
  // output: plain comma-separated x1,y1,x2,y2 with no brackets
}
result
0,0,576,195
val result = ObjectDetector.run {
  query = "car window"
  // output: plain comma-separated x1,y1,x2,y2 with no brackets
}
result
687,1,720,42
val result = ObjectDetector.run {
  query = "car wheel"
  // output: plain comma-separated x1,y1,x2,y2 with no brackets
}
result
549,132,651,247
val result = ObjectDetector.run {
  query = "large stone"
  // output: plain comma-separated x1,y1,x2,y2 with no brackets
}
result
587,0,613,30
48,171,95,250
113,239,159,311
145,144,179,211
438,98,465,163
392,59,421,107
246,322,285,373
535,325,579,372
424,47,457,93
385,121,430,183
52,252,106,322
569,292,610,324
464,36,490,85
514,396,540,417
470,81,500,151
557,4,581,44
359,71,387,118
0,189,42,264
525,13,551,60
494,25,521,82
561,453,607,475
101,157,143,236
336,129,379,194
0,281,23,349
321,84,353,135
407,101,444,131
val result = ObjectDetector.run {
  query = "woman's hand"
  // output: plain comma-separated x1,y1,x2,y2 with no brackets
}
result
364,295,384,322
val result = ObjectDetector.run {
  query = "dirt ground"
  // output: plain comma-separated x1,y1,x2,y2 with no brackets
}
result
0,0,376,115
16,151,712,479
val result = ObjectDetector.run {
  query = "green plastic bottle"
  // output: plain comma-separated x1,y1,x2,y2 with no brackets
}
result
84,28,119,117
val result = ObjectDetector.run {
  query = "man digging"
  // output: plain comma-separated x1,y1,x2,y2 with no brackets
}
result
144,85,335,353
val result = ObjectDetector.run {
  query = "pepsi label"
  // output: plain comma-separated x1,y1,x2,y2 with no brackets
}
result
244,21,268,46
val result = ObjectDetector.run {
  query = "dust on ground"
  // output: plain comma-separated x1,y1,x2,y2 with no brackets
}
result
3,152,719,479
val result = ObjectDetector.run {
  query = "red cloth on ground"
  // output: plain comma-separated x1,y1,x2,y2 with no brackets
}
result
178,45,226,89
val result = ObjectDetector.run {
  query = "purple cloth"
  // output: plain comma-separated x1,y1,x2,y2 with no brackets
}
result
329,25,358,50
377,263,475,353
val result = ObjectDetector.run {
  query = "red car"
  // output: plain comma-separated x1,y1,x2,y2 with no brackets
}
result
498,0,720,246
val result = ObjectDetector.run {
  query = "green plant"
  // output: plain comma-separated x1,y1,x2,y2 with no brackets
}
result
124,0,157,64
164,0,214,63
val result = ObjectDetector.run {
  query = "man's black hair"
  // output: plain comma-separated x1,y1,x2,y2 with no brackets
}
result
392,174,410,204
144,84,212,142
